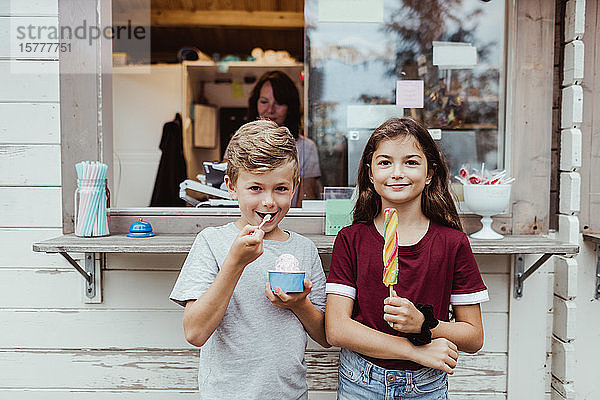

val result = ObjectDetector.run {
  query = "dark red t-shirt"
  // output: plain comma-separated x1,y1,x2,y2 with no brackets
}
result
326,221,488,370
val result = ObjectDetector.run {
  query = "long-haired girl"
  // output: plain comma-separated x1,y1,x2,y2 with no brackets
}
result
326,117,488,399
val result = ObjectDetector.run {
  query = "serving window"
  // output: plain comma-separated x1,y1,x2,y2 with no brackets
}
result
60,0,558,235
107,0,507,209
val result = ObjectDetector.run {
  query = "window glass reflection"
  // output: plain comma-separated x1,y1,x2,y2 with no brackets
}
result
306,0,506,187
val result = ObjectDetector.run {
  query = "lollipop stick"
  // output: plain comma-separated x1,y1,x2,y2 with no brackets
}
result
389,286,394,298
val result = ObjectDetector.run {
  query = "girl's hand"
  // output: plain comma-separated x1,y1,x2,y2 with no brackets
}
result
225,224,264,271
383,289,425,333
413,338,459,375
265,279,312,311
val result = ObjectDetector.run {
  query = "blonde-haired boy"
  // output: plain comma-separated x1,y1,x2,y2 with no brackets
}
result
225,120,300,188
170,120,329,399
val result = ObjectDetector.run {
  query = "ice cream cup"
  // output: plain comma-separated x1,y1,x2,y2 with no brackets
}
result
268,271,306,293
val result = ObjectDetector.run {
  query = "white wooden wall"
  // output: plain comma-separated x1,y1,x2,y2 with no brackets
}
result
0,0,570,399
0,0,65,397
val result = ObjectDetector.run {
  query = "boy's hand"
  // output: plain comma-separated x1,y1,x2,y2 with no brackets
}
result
265,279,312,311
412,338,458,375
225,224,265,271
383,289,424,333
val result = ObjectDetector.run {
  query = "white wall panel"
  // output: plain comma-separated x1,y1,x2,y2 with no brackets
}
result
449,353,507,393
476,255,511,274
482,273,509,313
0,0,57,16
482,313,508,353
0,187,61,227
508,254,552,399
0,145,61,185
0,349,507,393
0,309,191,349
106,253,187,271
0,228,66,267
0,60,59,102
0,103,59,144
0,309,509,354
0,16,59,59
0,269,179,310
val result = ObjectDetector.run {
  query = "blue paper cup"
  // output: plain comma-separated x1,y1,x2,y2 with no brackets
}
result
268,271,306,293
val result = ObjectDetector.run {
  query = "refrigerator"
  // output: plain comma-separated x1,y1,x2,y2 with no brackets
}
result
345,105,402,185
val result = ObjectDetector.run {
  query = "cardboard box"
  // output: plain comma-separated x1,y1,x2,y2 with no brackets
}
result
193,104,218,148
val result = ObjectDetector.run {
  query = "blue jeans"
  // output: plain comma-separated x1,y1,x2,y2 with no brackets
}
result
337,348,449,400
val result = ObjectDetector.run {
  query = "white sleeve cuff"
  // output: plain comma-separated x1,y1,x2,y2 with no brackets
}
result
326,283,356,299
450,289,489,305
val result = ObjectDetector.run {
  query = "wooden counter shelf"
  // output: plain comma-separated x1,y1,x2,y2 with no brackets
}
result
583,232,600,245
34,234,578,301
34,233,579,255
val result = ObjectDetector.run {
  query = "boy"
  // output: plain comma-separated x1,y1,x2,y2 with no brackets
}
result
170,120,329,399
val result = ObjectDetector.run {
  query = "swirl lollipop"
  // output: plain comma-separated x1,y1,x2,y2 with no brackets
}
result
382,208,399,296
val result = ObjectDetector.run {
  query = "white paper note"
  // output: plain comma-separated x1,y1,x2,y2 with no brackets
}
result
432,41,478,69
396,80,424,108
318,0,384,23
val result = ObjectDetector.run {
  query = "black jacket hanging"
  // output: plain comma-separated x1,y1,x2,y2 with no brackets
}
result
150,113,187,206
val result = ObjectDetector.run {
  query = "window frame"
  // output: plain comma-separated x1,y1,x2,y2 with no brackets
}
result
59,0,554,235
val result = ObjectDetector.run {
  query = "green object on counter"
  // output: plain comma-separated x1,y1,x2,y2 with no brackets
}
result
232,81,244,98
325,199,354,235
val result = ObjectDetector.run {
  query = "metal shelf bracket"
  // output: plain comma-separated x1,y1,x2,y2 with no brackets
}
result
514,253,556,298
59,252,100,299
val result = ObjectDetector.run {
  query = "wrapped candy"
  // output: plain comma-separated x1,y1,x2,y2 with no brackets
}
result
455,163,514,185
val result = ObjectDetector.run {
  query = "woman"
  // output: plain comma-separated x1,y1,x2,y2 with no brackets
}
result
247,70,321,207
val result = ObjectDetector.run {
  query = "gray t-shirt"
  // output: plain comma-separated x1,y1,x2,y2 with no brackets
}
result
170,222,326,400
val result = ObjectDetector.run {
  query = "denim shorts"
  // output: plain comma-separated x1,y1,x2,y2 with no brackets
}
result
337,348,449,400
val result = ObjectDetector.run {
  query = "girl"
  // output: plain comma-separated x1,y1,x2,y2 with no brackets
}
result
325,117,488,399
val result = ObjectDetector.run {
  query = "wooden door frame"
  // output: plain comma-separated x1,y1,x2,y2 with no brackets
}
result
58,0,113,233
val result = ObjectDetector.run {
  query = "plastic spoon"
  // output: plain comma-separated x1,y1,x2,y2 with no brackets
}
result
257,214,271,231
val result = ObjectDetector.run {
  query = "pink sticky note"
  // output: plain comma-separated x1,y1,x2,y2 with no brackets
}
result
396,80,424,108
